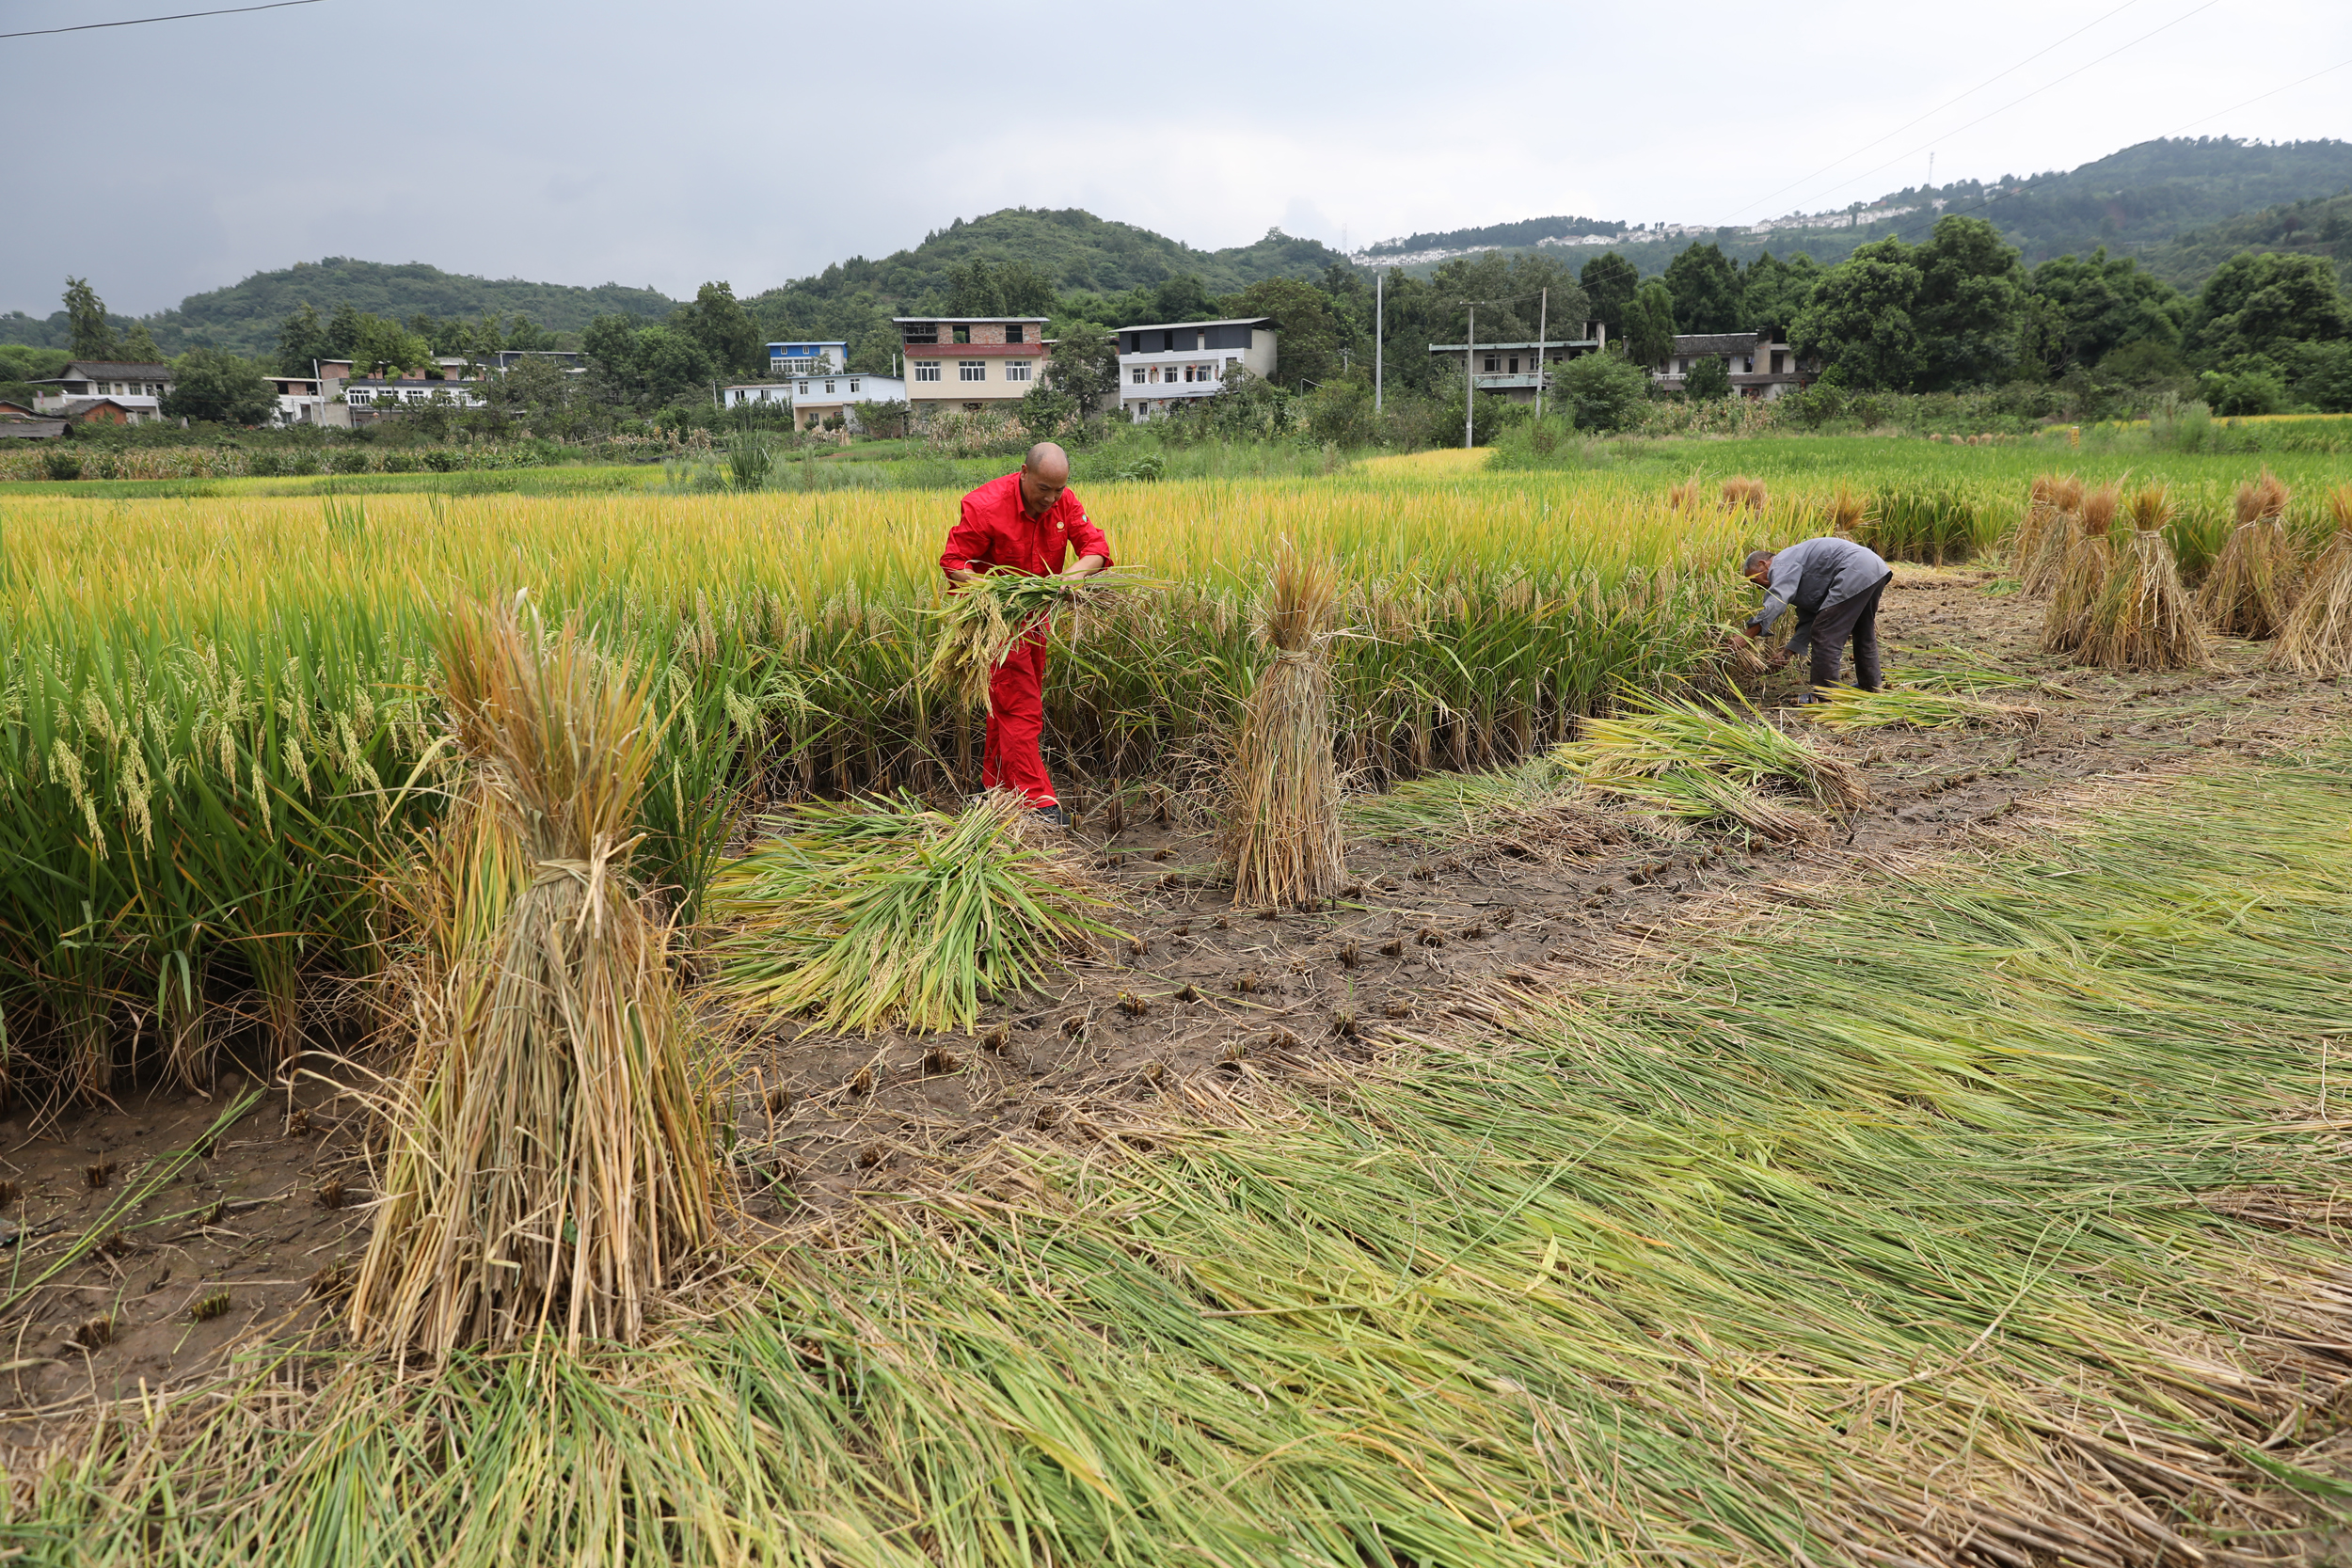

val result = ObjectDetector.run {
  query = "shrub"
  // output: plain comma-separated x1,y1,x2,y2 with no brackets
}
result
40,448,81,481
1553,353,1651,433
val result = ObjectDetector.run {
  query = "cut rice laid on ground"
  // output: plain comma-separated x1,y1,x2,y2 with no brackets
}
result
1801,684,2042,732
1557,689,1868,841
22,749,2352,1566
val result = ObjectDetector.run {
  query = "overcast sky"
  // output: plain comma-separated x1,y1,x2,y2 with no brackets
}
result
6,0,2347,317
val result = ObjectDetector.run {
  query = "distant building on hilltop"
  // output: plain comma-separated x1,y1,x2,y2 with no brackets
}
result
895,317,1049,420
1648,329,1807,400
1116,318,1276,420
1425,324,1607,405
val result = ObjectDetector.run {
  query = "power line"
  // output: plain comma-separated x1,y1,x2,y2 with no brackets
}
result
0,0,325,41
1729,0,2147,221
2156,56,2352,137
1788,0,2224,214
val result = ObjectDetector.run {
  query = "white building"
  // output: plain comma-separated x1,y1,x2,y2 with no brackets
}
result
1648,330,1807,400
29,360,175,424
1425,324,1608,405
1116,318,1275,420
342,374,486,412
723,372,907,432
265,372,343,427
769,341,849,376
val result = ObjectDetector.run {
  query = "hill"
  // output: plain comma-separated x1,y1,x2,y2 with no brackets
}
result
2139,190,2352,291
0,259,680,357
1364,136,2352,280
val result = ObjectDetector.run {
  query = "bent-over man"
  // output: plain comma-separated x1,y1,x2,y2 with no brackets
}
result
1737,537,1894,696
940,441,1111,826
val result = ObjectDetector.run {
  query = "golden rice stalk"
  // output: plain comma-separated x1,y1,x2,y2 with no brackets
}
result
1824,483,1867,535
2040,486,2120,653
2274,489,2352,675
2079,501,2207,671
2196,517,2294,640
2011,472,2072,589
2234,468,2291,525
1721,476,1768,512
1665,475,1706,511
349,599,711,1359
1224,543,1346,910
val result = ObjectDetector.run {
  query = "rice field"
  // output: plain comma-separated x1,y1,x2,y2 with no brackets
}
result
13,746,2352,1565
0,472,1765,1097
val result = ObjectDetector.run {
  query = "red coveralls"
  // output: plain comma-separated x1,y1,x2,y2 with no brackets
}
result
939,471,1114,808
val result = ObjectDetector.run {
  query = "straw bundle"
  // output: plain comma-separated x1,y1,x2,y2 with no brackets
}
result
349,599,711,1357
703,793,1117,1035
1722,475,1768,512
2078,486,2207,671
2196,472,2294,640
2274,485,2352,675
1665,475,1706,511
1225,543,1347,909
1824,483,1867,535
2039,483,2119,652
2010,473,2074,593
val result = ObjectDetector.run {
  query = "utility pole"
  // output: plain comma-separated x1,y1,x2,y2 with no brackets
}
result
1534,287,1549,426
1374,270,1383,414
1464,305,1475,450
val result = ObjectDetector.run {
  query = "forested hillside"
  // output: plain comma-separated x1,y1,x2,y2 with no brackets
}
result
0,259,678,357
2141,190,2352,290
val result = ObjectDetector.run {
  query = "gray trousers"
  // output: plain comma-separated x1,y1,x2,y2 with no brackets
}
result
1786,572,1892,690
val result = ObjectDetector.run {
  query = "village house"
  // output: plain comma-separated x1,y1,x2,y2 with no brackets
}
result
27,359,175,424
341,366,486,418
894,316,1049,420
1425,323,1608,404
1116,317,1276,420
769,341,849,377
1648,329,1807,399
723,370,907,432
265,372,348,427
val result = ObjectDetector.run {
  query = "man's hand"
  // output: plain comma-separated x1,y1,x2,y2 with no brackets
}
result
1060,553,1107,581
1766,647,1792,672
946,566,980,588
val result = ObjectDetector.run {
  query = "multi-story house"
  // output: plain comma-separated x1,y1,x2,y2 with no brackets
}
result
894,317,1050,420
1424,324,1608,405
28,359,176,424
1115,318,1276,420
1648,329,1807,400
768,341,850,377
723,371,907,431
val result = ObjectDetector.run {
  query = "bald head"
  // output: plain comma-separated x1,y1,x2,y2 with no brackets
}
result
1018,442,1071,517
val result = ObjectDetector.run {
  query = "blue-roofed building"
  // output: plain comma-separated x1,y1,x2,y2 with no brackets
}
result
769,341,850,376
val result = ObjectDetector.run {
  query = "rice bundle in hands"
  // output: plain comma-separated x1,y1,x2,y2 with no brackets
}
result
1558,689,1868,843
705,792,1118,1036
2079,484,2207,671
924,568,1150,707
2275,485,2352,676
351,599,710,1358
2040,482,2119,653
1225,543,1348,910
2197,471,2294,640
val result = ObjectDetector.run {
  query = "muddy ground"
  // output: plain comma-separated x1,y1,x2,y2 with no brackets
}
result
3,562,2346,1416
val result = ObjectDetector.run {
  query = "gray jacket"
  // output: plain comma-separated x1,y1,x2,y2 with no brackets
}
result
1748,536,1891,634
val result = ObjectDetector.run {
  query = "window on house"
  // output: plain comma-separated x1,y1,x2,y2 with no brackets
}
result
1005,325,1025,343
824,380,836,393
849,379,860,392
1133,368,1148,385
1005,360,1032,382
902,325,938,344
798,381,810,394
1508,356,1519,373
914,362,941,382
1771,351,1786,373
953,325,972,344
1742,357,1754,373
1482,356,1498,373
959,360,986,382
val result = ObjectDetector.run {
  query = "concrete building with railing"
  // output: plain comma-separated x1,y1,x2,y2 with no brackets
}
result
1114,317,1276,420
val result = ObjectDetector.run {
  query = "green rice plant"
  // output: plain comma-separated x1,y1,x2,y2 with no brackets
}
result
1557,689,1867,840
724,432,777,492
1801,684,2042,733
348,600,712,1356
1854,483,1995,564
704,792,1120,1035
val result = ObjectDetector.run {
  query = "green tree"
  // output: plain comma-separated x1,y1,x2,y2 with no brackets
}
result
160,348,275,425
1910,216,2026,388
1018,382,1079,438
477,352,574,429
2023,248,2186,375
2191,251,2349,365
347,313,433,377
1422,252,1587,350
1553,351,1650,432
63,277,116,359
1792,239,1923,391
1682,355,1732,401
1625,280,1677,368
505,315,558,351
672,281,762,376
583,315,714,408
1046,320,1120,415
945,259,1008,316
1737,251,1821,335
1580,252,1640,336
118,322,163,361
326,303,365,359
274,302,333,375
1661,243,1742,334
1150,275,1217,323
1226,277,1350,389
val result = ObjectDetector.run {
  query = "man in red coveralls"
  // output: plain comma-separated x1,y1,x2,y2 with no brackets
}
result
940,441,1112,826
